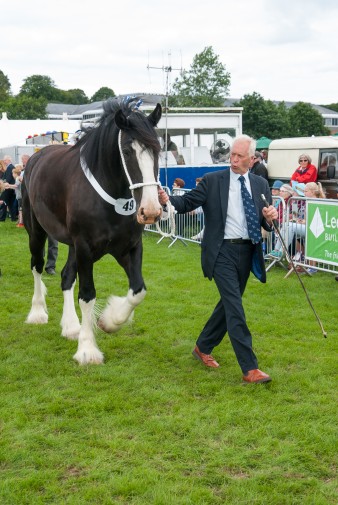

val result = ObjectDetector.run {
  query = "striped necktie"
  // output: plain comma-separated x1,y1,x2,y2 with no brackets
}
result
238,175,261,244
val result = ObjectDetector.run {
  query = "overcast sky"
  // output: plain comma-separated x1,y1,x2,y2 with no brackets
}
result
2,0,338,106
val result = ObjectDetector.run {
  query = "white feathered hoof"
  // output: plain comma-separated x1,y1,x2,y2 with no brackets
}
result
61,327,81,341
61,318,81,340
26,308,48,324
73,346,104,365
98,308,134,334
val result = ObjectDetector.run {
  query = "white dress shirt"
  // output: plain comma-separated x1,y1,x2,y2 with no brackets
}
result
224,169,251,239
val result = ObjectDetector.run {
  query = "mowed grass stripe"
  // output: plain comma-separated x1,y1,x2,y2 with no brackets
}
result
0,222,337,504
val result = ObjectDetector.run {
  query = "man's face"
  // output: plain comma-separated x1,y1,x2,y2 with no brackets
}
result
230,140,253,175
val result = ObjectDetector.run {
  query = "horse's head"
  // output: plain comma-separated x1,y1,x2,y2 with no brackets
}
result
115,101,163,225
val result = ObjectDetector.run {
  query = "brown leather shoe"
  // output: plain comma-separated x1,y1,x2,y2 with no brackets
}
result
192,345,220,368
243,369,271,384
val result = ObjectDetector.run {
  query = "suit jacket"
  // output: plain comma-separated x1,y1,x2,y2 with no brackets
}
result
169,169,272,283
1,163,15,205
250,161,268,180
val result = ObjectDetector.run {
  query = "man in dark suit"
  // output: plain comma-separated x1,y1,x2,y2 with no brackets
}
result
158,135,278,384
250,151,268,180
0,155,17,221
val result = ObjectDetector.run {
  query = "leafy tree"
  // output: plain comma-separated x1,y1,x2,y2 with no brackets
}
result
322,102,338,113
0,70,11,101
288,102,330,137
18,75,60,101
62,89,89,104
0,96,48,119
169,46,231,107
90,87,115,102
235,92,291,139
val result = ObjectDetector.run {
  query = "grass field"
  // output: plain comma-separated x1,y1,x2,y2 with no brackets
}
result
0,221,337,504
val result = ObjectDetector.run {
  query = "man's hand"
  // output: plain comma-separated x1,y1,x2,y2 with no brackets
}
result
262,205,278,225
158,188,169,205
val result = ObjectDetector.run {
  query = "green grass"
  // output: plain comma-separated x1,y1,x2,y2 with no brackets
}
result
0,221,337,504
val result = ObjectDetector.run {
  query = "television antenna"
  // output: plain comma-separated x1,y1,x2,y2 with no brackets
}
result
147,52,182,179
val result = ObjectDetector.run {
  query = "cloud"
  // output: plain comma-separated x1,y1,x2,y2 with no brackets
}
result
1,0,338,104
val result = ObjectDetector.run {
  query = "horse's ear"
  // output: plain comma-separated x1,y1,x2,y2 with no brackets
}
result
148,103,162,126
114,109,129,130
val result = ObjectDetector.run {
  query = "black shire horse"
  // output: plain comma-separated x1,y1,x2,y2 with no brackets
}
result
22,97,162,364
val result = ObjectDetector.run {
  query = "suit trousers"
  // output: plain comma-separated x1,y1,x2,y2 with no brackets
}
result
196,240,259,373
45,236,59,270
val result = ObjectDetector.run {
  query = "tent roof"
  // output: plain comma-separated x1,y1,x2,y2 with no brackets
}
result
256,136,272,149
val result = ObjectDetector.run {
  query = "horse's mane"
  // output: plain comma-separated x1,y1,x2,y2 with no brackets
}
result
74,97,161,171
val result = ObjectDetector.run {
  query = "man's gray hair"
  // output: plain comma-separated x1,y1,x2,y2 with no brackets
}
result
231,135,256,157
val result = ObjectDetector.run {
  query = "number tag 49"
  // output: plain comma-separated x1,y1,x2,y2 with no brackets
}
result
115,198,136,216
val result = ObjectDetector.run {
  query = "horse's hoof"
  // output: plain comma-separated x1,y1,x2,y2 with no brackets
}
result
73,348,104,365
61,329,80,341
61,323,81,340
26,311,48,324
97,317,122,334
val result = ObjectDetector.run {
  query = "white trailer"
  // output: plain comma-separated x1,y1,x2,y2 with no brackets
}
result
267,136,338,198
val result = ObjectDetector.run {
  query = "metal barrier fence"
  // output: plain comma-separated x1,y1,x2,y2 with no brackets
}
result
146,188,338,277
265,196,338,277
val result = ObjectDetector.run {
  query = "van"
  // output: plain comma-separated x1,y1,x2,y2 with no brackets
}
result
267,136,338,198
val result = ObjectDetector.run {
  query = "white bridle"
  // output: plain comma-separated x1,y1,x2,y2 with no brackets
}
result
118,130,160,196
79,131,160,215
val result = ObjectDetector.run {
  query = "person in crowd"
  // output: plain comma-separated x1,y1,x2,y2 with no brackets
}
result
172,178,186,236
268,182,325,271
21,153,30,170
162,133,178,159
4,165,24,227
250,151,268,180
172,178,185,195
291,154,317,184
0,155,17,222
0,160,6,210
264,180,284,253
261,150,268,166
158,134,278,384
270,180,283,202
293,181,326,274
273,183,294,227
45,236,59,275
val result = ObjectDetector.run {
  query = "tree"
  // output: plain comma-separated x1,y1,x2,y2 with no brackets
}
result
19,75,60,101
168,46,231,107
235,92,291,139
288,102,330,137
90,87,115,102
321,102,338,113
0,96,48,119
0,70,11,101
62,89,89,104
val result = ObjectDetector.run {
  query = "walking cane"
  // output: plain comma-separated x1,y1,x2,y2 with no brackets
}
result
261,194,327,338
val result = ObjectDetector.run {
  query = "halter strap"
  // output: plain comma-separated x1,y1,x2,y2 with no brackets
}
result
79,149,136,215
80,151,117,206
118,130,160,196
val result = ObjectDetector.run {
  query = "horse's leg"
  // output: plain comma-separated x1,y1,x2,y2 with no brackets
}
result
60,245,81,340
25,216,49,325
72,243,104,365
98,241,146,333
